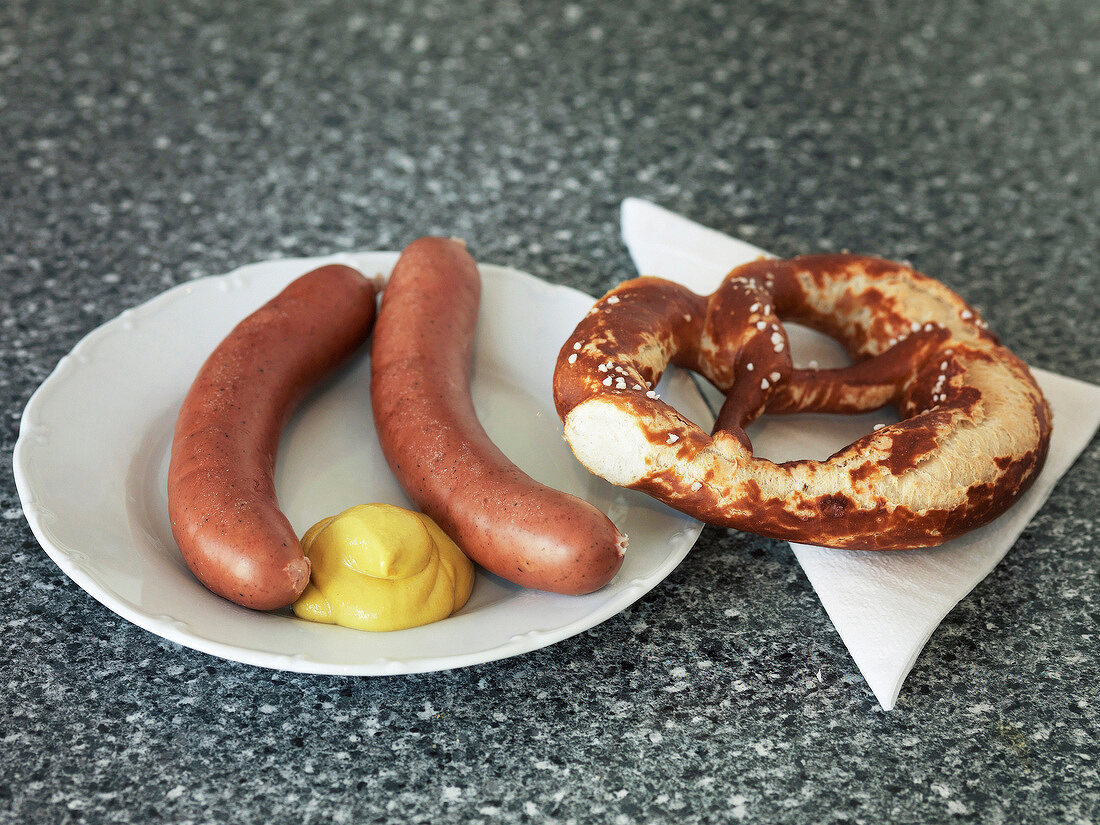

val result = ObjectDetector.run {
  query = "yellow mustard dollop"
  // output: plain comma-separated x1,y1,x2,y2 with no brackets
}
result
291,503,473,632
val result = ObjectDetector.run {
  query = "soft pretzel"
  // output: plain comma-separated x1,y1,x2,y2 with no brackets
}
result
553,254,1052,550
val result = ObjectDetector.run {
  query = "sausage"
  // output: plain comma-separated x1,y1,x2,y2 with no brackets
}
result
370,237,627,595
168,264,378,610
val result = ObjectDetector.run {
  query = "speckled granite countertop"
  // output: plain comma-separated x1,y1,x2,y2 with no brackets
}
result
2,1,1098,823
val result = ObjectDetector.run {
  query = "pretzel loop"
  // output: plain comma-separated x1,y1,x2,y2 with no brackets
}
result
553,254,1052,550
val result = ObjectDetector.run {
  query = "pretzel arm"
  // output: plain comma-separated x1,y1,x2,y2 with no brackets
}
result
765,327,950,415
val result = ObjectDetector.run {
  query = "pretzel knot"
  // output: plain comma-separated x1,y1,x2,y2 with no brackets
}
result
553,254,1052,550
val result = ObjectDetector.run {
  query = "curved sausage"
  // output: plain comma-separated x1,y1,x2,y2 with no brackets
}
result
370,237,626,595
168,265,378,610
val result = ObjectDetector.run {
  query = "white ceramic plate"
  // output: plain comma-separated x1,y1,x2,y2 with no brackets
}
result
14,252,712,675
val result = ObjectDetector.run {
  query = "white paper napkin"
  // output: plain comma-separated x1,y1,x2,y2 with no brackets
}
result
620,197,1100,709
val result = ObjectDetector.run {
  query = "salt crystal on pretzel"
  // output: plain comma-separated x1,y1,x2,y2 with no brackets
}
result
552,254,1052,551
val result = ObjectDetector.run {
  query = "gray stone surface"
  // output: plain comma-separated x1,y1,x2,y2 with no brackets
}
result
2,1,1098,823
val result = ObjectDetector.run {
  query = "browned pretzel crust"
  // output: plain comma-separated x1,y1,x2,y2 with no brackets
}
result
553,254,1052,550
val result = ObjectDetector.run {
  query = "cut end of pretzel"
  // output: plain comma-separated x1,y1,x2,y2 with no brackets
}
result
563,397,652,487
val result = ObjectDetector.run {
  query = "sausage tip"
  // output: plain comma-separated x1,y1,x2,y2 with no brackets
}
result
286,555,311,593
